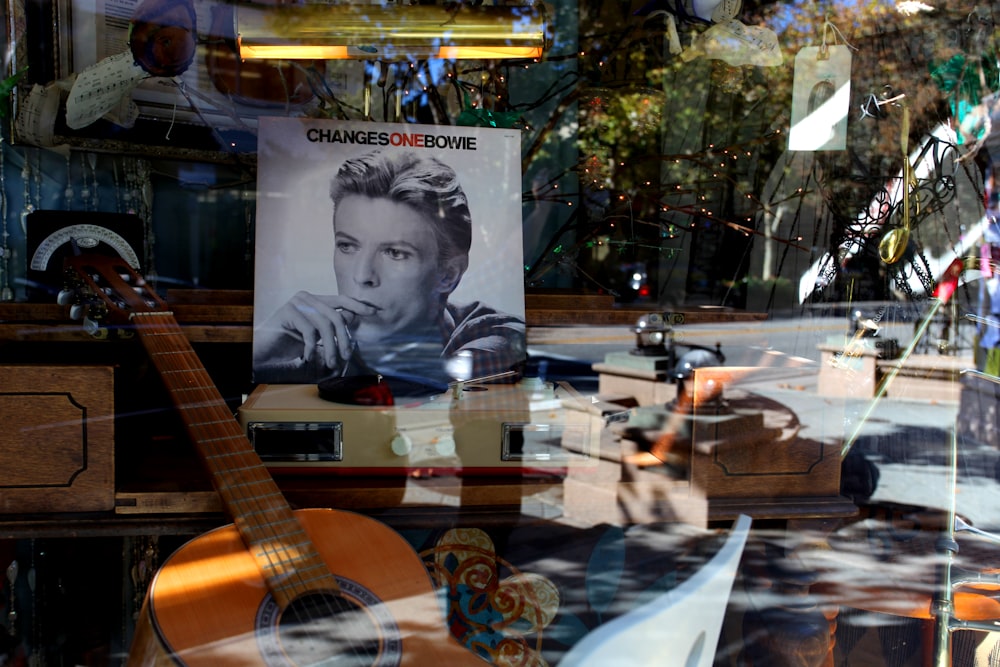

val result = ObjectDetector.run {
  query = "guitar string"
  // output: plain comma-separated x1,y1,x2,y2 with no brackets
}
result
130,320,306,586
136,313,382,661
77,257,388,660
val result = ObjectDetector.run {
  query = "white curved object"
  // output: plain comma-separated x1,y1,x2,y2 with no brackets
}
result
560,514,752,667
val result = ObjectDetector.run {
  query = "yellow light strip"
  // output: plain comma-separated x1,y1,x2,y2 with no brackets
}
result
234,3,548,62
238,44,351,60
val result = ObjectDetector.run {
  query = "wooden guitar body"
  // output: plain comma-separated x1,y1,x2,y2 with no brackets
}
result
129,508,482,666
58,255,484,667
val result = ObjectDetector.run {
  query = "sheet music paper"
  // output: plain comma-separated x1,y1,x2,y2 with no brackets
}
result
65,51,145,129
15,84,64,147
683,19,782,67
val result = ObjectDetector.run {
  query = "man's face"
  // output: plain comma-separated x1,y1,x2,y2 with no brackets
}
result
333,194,456,342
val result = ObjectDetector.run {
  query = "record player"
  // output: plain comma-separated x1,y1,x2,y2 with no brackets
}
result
237,379,605,475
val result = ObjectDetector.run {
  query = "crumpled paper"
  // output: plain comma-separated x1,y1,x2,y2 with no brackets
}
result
65,52,146,130
64,0,196,130
682,19,783,67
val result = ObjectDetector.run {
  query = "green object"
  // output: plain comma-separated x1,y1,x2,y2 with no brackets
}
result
929,53,999,144
985,347,1000,376
456,107,523,129
455,90,523,128
0,67,28,118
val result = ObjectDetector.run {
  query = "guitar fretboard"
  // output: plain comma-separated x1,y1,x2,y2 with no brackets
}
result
132,311,339,607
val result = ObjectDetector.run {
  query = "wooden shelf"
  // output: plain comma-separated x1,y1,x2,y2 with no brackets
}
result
0,292,768,345
0,290,790,540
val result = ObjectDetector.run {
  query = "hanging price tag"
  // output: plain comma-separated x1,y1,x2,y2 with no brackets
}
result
788,45,852,151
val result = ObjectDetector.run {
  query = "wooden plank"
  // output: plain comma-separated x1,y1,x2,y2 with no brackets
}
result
0,322,252,344
0,302,767,343
525,292,615,310
170,304,253,323
2,302,766,326
115,491,223,515
166,289,254,305
0,302,63,321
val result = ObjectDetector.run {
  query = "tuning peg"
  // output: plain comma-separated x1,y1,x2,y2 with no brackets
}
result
69,303,88,321
56,289,76,306
82,316,109,340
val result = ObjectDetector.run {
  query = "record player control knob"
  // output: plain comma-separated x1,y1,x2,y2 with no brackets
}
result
390,432,413,457
434,436,456,457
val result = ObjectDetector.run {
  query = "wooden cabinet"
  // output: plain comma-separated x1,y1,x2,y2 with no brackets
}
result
1,365,115,514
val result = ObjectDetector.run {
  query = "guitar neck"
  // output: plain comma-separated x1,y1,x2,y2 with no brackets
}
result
131,311,338,607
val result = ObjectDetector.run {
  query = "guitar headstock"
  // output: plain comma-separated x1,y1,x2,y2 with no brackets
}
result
59,254,167,338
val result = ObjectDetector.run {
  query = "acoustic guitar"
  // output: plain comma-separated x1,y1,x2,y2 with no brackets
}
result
61,254,486,666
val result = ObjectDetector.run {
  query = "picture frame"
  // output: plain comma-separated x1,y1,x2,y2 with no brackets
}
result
252,118,527,387
4,0,363,163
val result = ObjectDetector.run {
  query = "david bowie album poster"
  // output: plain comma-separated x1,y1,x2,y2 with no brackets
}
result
252,118,527,391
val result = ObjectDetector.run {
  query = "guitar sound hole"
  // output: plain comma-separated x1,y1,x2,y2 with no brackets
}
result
256,582,402,667
279,592,381,666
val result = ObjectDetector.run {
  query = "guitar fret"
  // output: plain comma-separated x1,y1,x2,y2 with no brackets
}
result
71,257,343,613
237,505,296,521
229,492,286,506
194,435,246,448
130,299,334,601
170,385,217,393
186,422,237,431
252,529,309,543
246,518,306,538
218,477,274,492
241,519,303,539
161,373,209,384
185,413,241,424
184,409,241,421
199,440,248,456
223,480,283,497
219,464,271,477
198,434,247,445
204,448,255,460
226,489,286,507
213,464,268,478
173,393,227,400
203,457,257,471
255,539,314,559
252,544,309,564
152,360,202,375
223,494,284,510
276,568,336,593
290,568,338,590
188,418,240,429
289,561,329,575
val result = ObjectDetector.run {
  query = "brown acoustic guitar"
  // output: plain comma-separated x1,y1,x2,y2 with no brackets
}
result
61,254,486,666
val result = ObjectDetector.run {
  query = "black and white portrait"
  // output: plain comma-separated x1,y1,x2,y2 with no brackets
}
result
252,118,527,389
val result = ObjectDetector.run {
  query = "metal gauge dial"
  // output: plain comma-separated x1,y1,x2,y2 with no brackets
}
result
25,211,145,300
29,223,140,271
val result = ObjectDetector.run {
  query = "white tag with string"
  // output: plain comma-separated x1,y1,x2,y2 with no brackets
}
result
788,43,852,151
